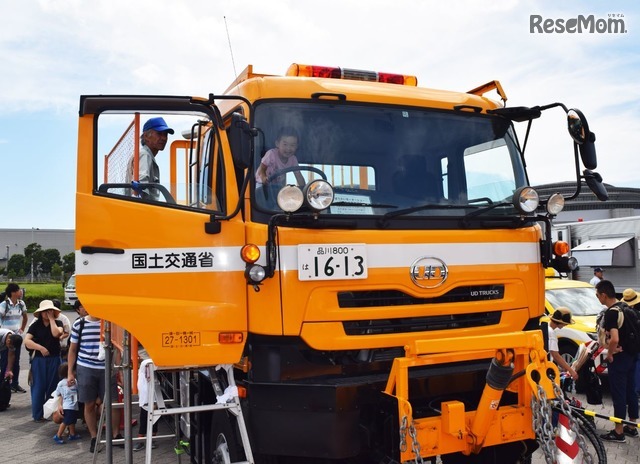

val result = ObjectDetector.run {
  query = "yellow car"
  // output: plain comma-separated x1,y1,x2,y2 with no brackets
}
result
543,276,604,363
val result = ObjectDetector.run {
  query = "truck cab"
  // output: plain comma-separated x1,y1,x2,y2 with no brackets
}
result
74,63,605,463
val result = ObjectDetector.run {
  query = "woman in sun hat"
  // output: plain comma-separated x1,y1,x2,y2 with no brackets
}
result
622,288,640,309
24,300,64,422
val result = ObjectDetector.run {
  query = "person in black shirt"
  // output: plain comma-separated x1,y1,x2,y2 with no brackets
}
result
25,300,63,422
596,280,638,442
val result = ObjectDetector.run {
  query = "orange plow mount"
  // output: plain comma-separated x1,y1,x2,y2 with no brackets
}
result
384,331,560,462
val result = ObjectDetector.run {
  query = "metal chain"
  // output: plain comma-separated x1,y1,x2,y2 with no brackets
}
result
532,384,557,464
399,414,425,464
407,420,425,464
552,382,594,464
400,415,408,453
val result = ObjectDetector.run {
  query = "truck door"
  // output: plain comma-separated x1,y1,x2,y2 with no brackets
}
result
75,96,247,368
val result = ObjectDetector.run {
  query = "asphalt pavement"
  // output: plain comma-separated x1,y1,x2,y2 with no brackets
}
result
0,311,179,464
1,313,638,463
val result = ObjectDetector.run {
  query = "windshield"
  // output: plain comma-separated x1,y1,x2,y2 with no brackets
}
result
252,102,527,216
546,286,605,317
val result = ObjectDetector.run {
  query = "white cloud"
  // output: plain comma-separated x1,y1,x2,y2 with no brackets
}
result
0,0,638,228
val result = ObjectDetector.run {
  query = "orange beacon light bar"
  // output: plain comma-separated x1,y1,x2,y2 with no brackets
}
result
287,63,418,86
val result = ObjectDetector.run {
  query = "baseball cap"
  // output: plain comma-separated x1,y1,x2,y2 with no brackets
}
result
143,117,174,134
594,267,604,273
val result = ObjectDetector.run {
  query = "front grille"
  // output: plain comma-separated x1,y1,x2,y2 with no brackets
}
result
343,311,501,335
338,285,504,308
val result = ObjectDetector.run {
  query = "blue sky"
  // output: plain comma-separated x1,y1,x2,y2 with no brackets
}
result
1,0,638,229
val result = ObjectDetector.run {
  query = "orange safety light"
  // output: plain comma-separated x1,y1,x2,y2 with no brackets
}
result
553,241,570,256
237,386,247,398
241,244,261,264
286,63,417,86
219,332,244,344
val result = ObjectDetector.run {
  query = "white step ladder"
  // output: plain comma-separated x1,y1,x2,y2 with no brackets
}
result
142,361,254,464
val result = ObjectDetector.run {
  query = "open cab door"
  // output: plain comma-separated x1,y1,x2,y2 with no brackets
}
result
75,96,247,368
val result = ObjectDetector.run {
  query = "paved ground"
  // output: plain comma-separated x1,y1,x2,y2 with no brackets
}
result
0,311,180,464
1,313,636,463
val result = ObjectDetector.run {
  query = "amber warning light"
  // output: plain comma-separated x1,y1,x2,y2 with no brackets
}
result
287,63,418,86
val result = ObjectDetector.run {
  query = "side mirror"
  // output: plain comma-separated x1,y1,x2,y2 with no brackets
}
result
228,113,252,169
578,132,597,170
583,169,609,201
567,109,597,169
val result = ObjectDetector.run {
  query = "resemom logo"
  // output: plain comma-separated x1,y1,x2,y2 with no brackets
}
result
530,14,627,34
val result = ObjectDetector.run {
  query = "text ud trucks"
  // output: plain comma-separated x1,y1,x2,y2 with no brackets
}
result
74,63,607,463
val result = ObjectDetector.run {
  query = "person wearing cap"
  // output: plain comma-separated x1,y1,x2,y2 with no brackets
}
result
547,306,579,381
24,300,64,422
589,267,604,286
596,280,638,442
127,116,174,201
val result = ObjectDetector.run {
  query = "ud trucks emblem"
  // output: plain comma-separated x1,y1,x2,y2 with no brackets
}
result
410,257,448,288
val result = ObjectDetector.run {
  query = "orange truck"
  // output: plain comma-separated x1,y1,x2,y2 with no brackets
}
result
74,63,606,463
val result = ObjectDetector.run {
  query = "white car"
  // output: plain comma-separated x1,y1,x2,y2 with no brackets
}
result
63,274,77,306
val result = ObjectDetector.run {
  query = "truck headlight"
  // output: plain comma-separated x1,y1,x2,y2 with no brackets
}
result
277,185,304,212
512,186,539,214
245,264,266,284
546,193,565,216
304,180,334,211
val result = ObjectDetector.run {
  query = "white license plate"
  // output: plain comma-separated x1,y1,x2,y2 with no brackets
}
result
298,244,368,281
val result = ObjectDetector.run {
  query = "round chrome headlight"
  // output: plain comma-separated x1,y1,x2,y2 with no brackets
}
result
246,264,266,283
276,185,304,212
546,193,565,216
512,187,539,214
304,180,334,211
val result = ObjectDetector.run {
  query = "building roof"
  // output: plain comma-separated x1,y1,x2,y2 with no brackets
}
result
534,181,640,211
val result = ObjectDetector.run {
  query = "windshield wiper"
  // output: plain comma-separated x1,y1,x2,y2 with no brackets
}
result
380,203,469,221
462,202,512,219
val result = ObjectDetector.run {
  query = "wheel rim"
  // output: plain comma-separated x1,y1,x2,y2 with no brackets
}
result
214,433,231,464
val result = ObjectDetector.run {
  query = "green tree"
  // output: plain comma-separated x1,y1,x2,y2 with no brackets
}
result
24,243,43,276
7,254,27,277
40,248,62,274
51,263,63,280
62,252,75,274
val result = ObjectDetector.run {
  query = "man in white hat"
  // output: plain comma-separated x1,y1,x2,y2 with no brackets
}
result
548,306,579,381
24,300,63,421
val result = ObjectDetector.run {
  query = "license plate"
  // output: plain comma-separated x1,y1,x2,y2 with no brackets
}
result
298,244,368,281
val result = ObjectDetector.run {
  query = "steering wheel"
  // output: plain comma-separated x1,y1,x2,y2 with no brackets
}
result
266,165,327,184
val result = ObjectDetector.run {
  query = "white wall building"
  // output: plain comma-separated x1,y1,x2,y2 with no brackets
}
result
0,228,74,268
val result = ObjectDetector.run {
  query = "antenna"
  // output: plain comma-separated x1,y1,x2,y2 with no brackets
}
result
224,16,238,79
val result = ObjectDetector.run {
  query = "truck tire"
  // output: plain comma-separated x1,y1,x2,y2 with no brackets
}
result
211,410,245,464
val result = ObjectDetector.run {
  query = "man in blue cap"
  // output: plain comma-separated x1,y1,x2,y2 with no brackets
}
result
128,117,174,200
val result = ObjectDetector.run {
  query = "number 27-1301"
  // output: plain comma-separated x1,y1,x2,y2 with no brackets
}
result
162,332,201,347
